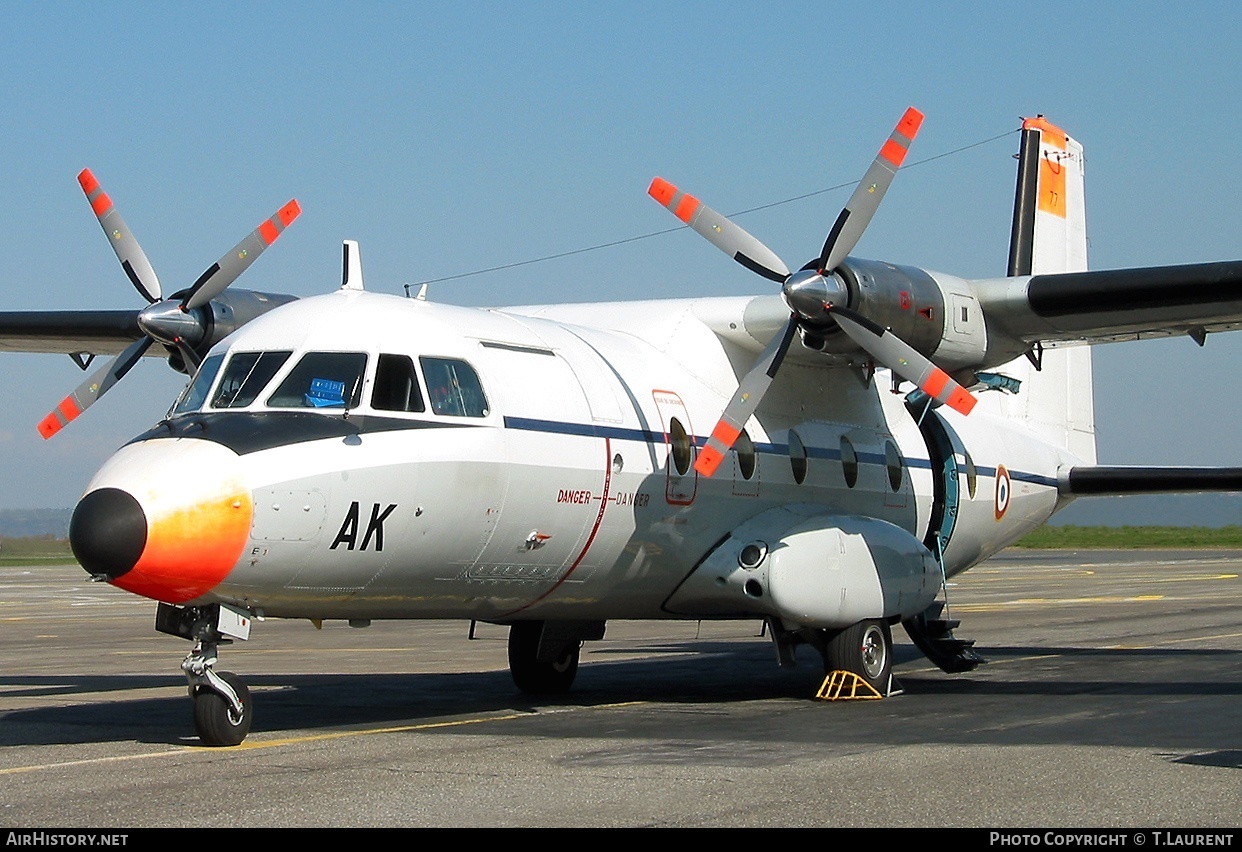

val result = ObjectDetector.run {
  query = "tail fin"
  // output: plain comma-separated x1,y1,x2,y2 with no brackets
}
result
998,116,1096,463
1009,116,1089,277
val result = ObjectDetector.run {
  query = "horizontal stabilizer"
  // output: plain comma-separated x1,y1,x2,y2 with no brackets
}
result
1061,466,1242,496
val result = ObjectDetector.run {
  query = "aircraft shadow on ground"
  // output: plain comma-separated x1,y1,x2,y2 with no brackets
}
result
2,639,1239,751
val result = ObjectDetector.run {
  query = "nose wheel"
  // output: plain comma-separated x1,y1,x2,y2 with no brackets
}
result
156,602,256,746
184,641,253,747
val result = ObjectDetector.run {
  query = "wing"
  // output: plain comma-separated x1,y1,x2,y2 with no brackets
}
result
0,310,148,356
975,260,1242,351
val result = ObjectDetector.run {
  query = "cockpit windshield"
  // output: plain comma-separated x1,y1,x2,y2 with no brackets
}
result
170,353,225,416
169,348,484,419
212,351,292,408
267,351,367,409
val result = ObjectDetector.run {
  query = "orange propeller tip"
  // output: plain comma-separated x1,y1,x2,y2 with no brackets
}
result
37,414,62,439
648,177,675,204
77,169,99,193
899,107,924,137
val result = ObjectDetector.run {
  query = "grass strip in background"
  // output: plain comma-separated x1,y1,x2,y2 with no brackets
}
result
0,536,75,565
1015,525,1242,549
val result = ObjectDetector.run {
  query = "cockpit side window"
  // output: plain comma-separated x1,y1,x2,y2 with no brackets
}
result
267,351,367,409
420,356,488,417
372,354,425,413
211,351,292,409
171,353,225,416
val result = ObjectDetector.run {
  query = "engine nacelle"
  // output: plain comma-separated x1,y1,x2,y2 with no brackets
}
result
663,505,941,629
797,258,989,374
157,289,299,373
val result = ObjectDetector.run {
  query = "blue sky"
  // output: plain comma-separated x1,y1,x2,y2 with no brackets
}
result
3,2,1242,512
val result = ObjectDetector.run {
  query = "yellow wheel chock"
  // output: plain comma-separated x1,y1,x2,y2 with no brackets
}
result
816,670,897,701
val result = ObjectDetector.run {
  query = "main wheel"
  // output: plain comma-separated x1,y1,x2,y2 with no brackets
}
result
825,620,892,694
193,670,252,746
508,621,580,695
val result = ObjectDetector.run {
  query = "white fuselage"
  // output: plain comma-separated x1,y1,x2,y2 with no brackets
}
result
83,288,1083,624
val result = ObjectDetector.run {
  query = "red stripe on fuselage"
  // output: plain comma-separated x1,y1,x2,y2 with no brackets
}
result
504,436,613,616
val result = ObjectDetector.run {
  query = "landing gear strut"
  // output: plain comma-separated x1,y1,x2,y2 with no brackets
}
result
184,640,252,746
777,618,895,697
156,602,255,746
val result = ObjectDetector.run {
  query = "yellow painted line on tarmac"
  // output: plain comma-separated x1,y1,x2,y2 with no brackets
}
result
0,701,647,777
952,595,1167,612
1104,629,1242,650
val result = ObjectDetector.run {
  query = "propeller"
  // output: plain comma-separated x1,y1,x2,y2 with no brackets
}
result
37,170,301,439
648,107,977,477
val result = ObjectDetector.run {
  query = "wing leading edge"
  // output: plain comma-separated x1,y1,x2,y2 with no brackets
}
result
0,310,146,356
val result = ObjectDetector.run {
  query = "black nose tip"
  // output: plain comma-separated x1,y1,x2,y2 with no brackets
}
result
70,487,147,579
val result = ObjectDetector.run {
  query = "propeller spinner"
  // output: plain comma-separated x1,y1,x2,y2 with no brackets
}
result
648,107,977,477
37,170,300,439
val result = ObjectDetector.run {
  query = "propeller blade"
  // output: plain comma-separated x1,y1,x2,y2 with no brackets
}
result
832,306,976,415
77,169,162,303
182,200,301,310
694,316,799,477
818,107,923,273
648,178,790,283
37,337,154,439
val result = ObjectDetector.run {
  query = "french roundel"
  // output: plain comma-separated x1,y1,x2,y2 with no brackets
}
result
994,464,1011,520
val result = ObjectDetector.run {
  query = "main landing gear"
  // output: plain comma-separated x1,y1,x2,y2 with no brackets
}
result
156,602,255,746
823,619,894,694
506,620,605,695
768,617,897,697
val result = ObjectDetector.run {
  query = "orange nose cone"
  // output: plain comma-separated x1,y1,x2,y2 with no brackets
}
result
111,489,254,603
79,437,255,605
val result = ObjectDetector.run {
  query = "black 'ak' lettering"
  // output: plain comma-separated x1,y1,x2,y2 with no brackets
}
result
331,502,398,551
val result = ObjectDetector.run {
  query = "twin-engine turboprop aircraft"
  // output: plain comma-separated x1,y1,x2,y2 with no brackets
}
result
4,109,1242,746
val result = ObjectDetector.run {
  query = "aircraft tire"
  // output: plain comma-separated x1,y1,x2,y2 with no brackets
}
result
192,671,253,747
508,622,580,695
825,619,892,693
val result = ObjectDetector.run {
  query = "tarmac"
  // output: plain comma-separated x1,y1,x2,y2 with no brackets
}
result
1,549,1239,828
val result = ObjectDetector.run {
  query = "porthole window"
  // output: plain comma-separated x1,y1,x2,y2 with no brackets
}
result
788,430,808,485
885,440,904,492
963,450,978,498
736,429,756,480
669,417,693,475
840,435,858,488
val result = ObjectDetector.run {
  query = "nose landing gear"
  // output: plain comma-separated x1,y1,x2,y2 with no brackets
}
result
156,602,255,746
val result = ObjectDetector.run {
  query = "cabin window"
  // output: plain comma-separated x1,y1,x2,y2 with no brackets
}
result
885,440,904,492
421,357,488,417
171,353,225,415
840,435,859,488
212,351,292,409
372,354,425,413
668,417,693,475
736,429,756,480
267,351,367,409
788,429,808,485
